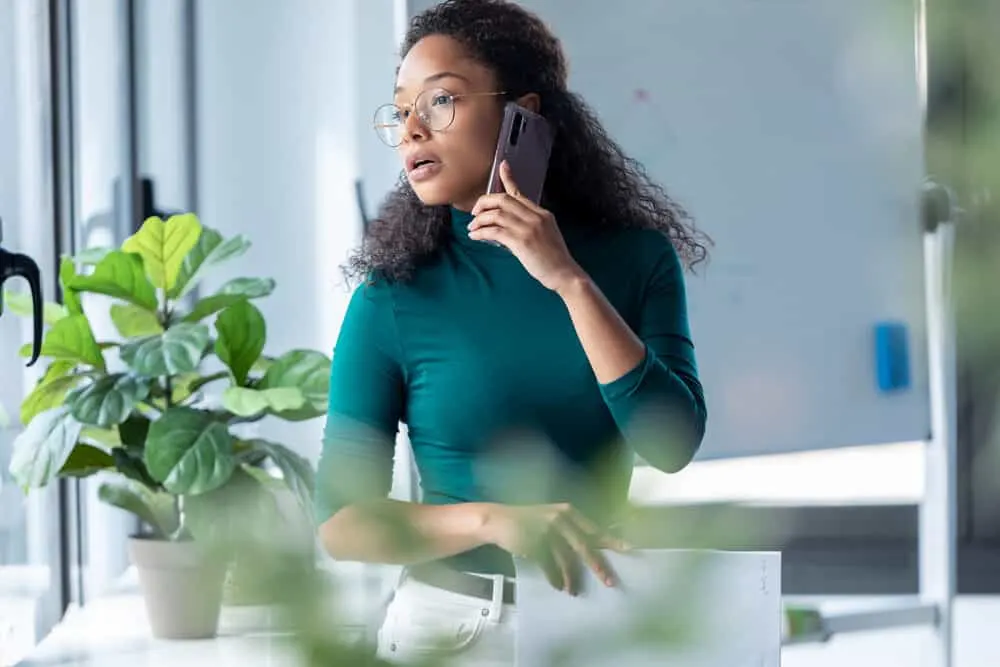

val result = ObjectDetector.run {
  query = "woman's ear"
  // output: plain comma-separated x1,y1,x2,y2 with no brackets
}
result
515,93,541,113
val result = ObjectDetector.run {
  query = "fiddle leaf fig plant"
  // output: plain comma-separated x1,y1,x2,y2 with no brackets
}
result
3,213,326,542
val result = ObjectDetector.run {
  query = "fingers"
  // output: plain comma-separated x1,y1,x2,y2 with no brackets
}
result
467,208,529,235
466,222,514,247
529,524,583,595
497,160,523,199
535,543,564,592
566,512,632,553
548,532,581,595
554,514,616,588
472,165,541,217
517,503,632,595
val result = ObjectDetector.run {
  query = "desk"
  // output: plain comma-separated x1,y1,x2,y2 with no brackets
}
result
18,566,381,667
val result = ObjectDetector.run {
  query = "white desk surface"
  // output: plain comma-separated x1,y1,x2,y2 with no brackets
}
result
18,567,375,667
15,561,940,667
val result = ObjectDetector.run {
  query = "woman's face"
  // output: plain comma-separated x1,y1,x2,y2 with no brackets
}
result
392,35,506,211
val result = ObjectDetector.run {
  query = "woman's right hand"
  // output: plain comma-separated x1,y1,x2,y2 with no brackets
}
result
480,502,629,595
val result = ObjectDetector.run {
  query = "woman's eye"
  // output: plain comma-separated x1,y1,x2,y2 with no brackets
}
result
432,95,451,107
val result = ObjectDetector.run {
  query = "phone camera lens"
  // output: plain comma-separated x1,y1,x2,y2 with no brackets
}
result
510,113,523,145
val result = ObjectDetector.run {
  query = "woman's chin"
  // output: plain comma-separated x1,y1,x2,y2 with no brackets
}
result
410,181,455,207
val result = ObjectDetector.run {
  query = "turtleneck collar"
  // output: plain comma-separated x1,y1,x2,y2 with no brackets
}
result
450,206,474,236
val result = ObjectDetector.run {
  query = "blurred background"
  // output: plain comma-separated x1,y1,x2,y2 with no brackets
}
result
0,0,998,665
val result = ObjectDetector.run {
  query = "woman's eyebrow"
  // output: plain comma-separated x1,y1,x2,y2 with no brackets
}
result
394,71,471,94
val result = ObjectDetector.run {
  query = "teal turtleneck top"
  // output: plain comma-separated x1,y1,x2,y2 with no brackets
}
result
316,208,707,575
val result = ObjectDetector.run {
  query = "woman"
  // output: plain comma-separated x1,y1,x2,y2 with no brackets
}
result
316,0,709,663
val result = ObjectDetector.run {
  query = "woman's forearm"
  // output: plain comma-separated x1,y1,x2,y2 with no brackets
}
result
556,271,646,384
318,499,495,565
556,268,706,472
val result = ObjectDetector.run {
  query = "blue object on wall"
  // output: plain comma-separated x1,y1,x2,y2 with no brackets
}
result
874,321,911,392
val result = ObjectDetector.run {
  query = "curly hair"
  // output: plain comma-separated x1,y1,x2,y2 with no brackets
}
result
345,0,711,284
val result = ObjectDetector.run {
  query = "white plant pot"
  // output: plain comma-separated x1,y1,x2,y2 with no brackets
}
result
127,536,227,639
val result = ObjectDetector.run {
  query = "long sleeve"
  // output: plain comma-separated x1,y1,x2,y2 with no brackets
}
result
598,244,707,473
314,282,406,525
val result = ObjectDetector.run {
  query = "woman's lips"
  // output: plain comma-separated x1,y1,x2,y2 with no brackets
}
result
408,161,443,182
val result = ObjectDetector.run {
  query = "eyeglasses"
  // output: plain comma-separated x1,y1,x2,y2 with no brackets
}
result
373,87,507,147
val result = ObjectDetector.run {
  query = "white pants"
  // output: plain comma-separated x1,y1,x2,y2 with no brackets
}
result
376,572,516,666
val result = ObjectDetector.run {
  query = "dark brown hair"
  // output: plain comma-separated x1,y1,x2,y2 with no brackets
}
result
345,0,710,283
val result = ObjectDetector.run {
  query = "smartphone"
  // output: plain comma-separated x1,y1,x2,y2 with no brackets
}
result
486,102,554,204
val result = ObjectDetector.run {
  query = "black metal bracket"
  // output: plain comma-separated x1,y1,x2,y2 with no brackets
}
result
0,216,44,366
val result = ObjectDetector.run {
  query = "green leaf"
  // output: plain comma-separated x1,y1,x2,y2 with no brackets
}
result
59,444,115,478
251,355,276,374
164,372,198,403
222,387,305,418
73,246,113,265
119,322,210,377
122,214,203,291
214,301,265,385
270,404,327,422
1,289,69,325
98,481,178,539
144,406,235,495
183,280,274,325
110,303,163,338
184,466,280,546
182,293,246,323
68,251,158,311
8,407,83,490
39,315,105,370
180,371,229,397
80,426,122,448
67,374,152,428
259,349,331,410
169,227,251,299
180,275,275,324
59,256,83,315
218,277,275,299
20,361,85,425
252,439,315,516
117,414,150,449
111,447,159,489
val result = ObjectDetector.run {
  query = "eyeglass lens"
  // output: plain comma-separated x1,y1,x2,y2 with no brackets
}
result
373,88,456,146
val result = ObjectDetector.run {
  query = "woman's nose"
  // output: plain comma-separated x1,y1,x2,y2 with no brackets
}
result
403,109,429,142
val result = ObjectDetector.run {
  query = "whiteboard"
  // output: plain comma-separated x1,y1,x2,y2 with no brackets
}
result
409,0,931,459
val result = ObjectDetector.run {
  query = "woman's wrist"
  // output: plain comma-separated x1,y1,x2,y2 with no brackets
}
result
553,266,593,301
468,502,501,546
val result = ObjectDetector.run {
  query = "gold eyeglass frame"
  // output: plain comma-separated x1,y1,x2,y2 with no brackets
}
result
373,88,508,147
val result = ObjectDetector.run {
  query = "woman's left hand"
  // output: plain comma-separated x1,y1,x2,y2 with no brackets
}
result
468,161,585,292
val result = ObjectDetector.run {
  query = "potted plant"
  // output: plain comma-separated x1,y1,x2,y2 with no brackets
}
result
3,213,328,639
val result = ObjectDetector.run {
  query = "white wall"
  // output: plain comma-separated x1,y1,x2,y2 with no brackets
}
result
355,0,409,221
194,0,366,458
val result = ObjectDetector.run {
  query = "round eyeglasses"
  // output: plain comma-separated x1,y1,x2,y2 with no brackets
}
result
373,88,507,147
